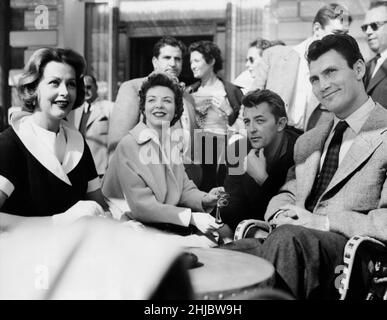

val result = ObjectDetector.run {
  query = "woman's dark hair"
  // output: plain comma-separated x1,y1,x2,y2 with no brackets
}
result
139,72,184,127
307,34,364,68
17,47,86,112
188,41,223,73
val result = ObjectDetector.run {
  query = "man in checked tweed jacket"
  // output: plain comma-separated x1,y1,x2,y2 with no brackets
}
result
226,34,387,299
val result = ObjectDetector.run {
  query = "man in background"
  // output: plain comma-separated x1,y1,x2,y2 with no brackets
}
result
67,74,113,177
362,1,387,108
254,3,352,131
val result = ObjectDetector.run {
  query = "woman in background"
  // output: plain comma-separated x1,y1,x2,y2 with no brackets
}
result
0,47,108,227
187,40,243,192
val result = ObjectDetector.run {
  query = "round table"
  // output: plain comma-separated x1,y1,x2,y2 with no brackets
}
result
187,247,274,300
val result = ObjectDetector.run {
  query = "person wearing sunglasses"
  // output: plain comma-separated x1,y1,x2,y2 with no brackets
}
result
362,1,387,109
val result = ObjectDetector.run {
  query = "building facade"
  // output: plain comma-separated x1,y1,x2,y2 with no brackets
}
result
0,0,375,129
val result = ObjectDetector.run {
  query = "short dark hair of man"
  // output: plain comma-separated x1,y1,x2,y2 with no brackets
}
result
139,72,184,127
313,3,352,28
307,33,364,68
152,36,187,58
370,1,387,10
188,40,223,73
242,89,287,122
249,38,273,51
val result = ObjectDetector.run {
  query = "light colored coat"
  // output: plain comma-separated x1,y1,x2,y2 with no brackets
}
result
108,76,198,156
255,44,320,130
102,122,207,227
67,99,113,176
265,103,387,241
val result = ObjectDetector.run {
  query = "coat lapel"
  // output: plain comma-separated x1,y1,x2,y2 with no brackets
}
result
323,104,387,196
367,59,387,93
298,120,333,200
86,102,103,129
132,123,180,202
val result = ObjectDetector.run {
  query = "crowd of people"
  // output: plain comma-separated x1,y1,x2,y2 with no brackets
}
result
1,1,387,300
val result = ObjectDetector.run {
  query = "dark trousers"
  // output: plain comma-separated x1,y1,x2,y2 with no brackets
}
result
221,225,368,299
199,133,227,192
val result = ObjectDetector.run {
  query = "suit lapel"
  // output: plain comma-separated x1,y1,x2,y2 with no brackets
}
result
86,103,103,129
299,121,334,200
323,104,387,196
367,59,387,93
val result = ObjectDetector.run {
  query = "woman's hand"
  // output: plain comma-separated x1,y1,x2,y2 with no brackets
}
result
190,212,223,235
52,200,105,226
202,187,224,211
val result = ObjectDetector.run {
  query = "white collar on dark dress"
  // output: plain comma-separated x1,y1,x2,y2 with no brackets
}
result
11,112,84,186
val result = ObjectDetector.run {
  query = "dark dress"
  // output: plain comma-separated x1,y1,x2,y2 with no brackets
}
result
0,127,98,217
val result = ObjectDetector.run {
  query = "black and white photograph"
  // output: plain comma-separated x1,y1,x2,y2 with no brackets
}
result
0,0,387,305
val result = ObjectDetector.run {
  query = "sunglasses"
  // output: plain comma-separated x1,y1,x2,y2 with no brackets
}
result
361,20,387,32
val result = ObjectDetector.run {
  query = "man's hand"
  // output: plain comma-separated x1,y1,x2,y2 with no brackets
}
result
246,149,268,186
271,204,329,231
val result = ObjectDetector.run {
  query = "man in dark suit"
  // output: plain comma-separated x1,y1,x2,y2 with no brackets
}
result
363,1,387,108
221,89,300,231
225,34,387,299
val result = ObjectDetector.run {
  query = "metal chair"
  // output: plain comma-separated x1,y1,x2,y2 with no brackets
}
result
234,220,387,300
339,235,387,300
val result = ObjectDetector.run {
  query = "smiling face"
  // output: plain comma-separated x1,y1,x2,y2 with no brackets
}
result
363,6,387,53
144,85,176,130
309,49,365,118
35,61,77,125
190,51,214,79
243,102,283,150
245,47,263,78
152,45,183,78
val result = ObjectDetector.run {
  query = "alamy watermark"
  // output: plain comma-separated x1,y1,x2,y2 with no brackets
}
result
137,124,248,175
34,5,49,30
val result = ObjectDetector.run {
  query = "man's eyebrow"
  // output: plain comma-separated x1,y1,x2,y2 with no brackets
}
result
253,115,265,120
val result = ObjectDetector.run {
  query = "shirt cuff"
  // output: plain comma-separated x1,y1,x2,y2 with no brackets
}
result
87,177,101,193
270,209,286,221
0,175,14,197
177,208,192,227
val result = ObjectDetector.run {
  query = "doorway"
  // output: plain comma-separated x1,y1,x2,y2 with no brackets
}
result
128,35,214,86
